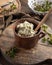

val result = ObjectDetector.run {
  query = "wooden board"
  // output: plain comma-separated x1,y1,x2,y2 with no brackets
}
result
0,0,52,65
0,0,21,16
0,20,52,65
0,0,12,6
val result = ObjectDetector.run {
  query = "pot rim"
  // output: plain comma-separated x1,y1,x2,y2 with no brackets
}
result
14,18,41,39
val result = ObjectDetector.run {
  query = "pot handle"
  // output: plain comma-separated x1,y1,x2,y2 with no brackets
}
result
38,32,45,39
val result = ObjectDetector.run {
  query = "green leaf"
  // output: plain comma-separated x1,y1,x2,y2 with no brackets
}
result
42,37,47,43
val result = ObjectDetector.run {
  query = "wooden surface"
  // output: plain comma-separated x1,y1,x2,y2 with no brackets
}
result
0,0,21,16
0,19,52,64
0,0,12,6
20,0,33,13
0,0,52,65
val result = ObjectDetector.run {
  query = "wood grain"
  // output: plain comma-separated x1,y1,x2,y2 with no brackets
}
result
0,19,52,64
0,0,52,65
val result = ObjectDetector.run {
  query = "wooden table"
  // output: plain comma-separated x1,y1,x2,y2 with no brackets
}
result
0,19,52,65
0,0,52,65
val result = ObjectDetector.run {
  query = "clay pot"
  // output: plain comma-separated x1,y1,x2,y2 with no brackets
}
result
14,18,45,49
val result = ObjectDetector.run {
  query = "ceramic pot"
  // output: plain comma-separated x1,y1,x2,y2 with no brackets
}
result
14,18,45,49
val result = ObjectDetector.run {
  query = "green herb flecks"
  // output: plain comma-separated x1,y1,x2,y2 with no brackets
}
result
42,24,48,32
10,3,17,10
47,33,52,45
34,0,52,12
42,37,47,43
6,47,18,58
